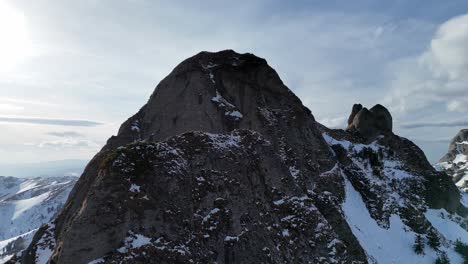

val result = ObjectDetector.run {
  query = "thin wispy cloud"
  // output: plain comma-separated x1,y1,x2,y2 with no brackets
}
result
37,138,99,149
47,131,84,137
401,120,468,129
0,97,57,107
0,117,103,127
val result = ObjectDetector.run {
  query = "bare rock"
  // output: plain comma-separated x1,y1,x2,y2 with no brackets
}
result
346,103,362,127
369,104,392,132
347,104,393,140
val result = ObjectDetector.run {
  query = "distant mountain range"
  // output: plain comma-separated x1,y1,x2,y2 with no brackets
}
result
0,160,87,178
0,176,77,263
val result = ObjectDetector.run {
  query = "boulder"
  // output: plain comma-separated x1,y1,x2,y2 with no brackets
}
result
347,104,393,140
369,104,392,132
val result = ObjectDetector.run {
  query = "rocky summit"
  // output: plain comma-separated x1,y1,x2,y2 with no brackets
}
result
346,104,393,141
9,50,467,264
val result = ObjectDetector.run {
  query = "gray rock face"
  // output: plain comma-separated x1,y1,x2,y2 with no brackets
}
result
346,104,362,126
13,50,465,264
347,104,392,140
369,104,392,132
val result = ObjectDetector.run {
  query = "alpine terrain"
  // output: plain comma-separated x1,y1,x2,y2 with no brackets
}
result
0,176,77,263
436,129,468,208
8,50,467,264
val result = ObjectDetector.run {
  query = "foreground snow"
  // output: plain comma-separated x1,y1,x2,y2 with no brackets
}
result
343,178,464,264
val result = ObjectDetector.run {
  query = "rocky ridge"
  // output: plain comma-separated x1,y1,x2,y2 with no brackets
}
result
9,50,467,264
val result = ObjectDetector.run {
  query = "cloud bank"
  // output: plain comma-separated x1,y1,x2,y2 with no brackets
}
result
401,120,468,129
0,117,103,127
385,14,468,114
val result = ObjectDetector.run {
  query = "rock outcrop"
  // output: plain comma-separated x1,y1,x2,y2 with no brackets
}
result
440,129,468,163
346,104,392,141
11,50,466,264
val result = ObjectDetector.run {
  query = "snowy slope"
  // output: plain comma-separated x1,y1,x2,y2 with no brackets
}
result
323,133,467,264
343,178,463,264
0,176,77,263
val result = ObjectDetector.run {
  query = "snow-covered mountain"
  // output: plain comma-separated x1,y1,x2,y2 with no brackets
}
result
437,129,468,192
0,176,77,263
9,50,468,264
436,129,468,221
323,128,468,263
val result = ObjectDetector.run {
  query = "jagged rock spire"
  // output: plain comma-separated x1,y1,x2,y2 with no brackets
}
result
346,103,392,140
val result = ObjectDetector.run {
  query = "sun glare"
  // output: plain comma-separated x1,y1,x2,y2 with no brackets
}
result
0,1,32,72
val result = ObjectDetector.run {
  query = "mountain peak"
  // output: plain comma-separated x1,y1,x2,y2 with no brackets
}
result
113,49,310,146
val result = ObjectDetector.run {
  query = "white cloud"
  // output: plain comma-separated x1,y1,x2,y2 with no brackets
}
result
426,14,468,80
0,116,103,126
47,131,84,137
385,13,468,114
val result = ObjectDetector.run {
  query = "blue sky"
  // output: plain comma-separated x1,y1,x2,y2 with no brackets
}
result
0,0,467,170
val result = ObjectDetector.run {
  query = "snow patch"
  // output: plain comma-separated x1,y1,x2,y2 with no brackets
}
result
224,236,239,242
35,224,56,264
202,208,221,224
211,90,235,108
12,191,51,220
225,110,243,120
461,192,468,207
322,133,379,152
129,184,141,193
206,133,240,150
455,173,468,188
88,257,105,264
211,90,243,121
117,232,152,254
289,166,300,179
130,120,140,132
425,209,468,244
453,154,467,164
